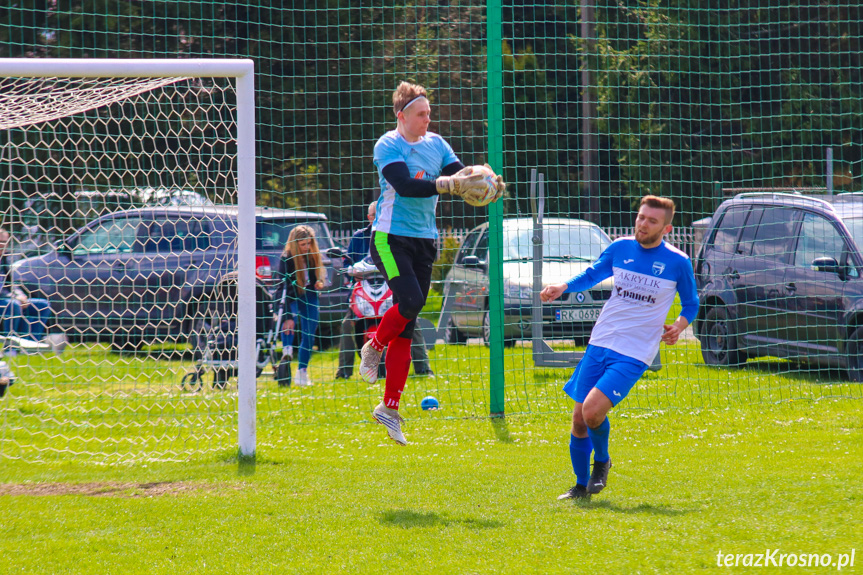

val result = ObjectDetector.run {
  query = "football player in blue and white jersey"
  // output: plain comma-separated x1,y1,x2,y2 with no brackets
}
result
360,82,504,445
541,195,699,500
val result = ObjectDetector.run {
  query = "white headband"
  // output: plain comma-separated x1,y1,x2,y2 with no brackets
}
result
398,95,428,115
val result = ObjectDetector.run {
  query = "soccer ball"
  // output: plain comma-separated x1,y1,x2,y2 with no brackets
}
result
420,396,440,410
463,164,500,207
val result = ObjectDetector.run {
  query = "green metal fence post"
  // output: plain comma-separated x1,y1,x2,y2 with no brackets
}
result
487,0,505,416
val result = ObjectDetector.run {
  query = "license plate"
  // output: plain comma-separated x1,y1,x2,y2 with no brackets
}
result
555,307,602,322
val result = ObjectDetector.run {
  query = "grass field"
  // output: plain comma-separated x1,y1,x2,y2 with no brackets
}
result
2,338,860,460
1,295,862,573
0,399,861,574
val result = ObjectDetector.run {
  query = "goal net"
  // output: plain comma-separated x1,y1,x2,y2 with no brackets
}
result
0,59,257,462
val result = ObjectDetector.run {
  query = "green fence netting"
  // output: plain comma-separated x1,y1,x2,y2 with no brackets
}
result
0,1,861,461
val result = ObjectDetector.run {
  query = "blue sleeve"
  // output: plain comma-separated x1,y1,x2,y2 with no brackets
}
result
564,244,615,293
374,137,403,172
346,233,363,264
676,259,699,324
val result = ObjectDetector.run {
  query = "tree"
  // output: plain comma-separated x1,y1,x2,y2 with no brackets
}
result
591,1,863,224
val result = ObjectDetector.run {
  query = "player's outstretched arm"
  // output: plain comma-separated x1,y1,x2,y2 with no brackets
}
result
540,283,567,303
661,317,690,345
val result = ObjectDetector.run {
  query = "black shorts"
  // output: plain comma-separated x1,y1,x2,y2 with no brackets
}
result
370,231,437,284
370,231,437,335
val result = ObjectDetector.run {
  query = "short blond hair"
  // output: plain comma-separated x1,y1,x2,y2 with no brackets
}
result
392,82,428,117
640,195,676,224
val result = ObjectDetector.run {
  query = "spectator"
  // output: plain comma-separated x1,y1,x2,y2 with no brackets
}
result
0,227,64,354
346,202,375,266
274,225,325,387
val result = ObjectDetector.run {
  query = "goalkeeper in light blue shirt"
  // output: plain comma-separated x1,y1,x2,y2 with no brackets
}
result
541,195,699,500
359,81,505,446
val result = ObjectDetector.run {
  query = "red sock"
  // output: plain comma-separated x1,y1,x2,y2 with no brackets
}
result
371,304,411,350
383,336,411,409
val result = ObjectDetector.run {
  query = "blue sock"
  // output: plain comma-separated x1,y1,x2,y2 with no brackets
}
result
587,417,611,462
569,434,593,486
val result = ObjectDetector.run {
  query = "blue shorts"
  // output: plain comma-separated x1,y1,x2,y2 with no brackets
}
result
562,345,648,406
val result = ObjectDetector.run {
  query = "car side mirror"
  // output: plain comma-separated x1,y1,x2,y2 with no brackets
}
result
462,255,481,268
811,256,841,275
56,243,73,259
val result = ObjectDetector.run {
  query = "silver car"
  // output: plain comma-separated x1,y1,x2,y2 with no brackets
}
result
442,218,613,346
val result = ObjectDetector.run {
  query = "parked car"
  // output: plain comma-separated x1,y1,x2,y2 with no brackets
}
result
11,205,349,352
139,187,214,207
694,191,863,380
442,218,613,346
10,188,212,253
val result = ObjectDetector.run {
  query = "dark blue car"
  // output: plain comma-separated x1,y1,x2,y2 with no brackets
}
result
11,205,349,352
695,191,863,380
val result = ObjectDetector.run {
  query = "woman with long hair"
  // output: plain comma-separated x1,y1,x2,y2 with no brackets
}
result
274,225,325,387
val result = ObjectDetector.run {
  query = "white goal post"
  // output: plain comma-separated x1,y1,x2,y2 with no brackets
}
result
0,59,257,459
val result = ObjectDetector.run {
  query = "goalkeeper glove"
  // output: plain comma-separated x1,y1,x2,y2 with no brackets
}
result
435,167,485,198
483,163,506,201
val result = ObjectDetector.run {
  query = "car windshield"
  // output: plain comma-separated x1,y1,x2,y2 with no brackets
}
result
503,224,611,261
257,220,333,251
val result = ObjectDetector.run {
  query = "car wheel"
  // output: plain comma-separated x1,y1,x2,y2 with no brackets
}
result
701,307,744,367
444,316,467,345
845,327,863,382
482,311,517,348
482,311,491,347
180,371,203,392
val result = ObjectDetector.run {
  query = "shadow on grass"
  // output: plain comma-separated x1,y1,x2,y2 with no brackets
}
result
581,500,695,516
738,360,847,383
238,454,256,477
219,449,257,476
490,416,513,443
379,509,503,530
697,359,849,385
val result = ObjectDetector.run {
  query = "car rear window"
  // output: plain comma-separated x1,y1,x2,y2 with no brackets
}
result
710,206,749,254
750,207,797,260
257,220,333,251
141,218,210,252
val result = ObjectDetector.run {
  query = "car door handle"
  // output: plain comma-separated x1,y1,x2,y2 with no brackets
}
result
113,260,126,267
786,282,797,293
727,270,740,280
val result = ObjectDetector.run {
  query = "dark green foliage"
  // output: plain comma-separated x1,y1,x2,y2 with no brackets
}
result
3,1,862,229
591,1,863,223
